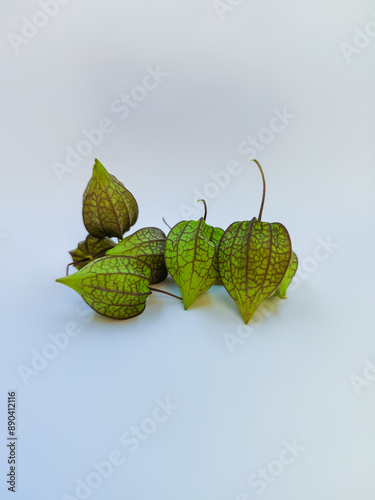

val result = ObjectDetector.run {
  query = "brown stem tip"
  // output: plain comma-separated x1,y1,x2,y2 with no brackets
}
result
197,199,208,221
149,287,183,301
251,159,266,221
162,217,172,230
66,259,89,276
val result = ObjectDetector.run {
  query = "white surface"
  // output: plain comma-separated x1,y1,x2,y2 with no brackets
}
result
1,1,375,499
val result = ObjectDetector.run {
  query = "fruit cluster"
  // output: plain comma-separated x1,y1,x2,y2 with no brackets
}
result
56,159,298,324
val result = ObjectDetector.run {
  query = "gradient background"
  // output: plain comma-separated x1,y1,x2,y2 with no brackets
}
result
1,0,375,499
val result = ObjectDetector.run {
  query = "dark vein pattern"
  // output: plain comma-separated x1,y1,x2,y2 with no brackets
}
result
218,217,292,323
56,256,151,320
107,227,167,284
211,226,225,285
82,159,138,239
69,234,116,270
165,219,223,309
275,251,298,299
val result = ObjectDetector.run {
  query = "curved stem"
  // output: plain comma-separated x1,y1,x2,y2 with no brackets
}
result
149,287,183,301
162,217,172,230
251,159,266,221
66,249,110,276
66,259,89,276
197,199,207,221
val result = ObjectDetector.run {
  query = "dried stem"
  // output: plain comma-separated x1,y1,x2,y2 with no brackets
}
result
197,199,208,221
66,259,89,276
149,287,183,301
251,159,266,221
162,217,172,230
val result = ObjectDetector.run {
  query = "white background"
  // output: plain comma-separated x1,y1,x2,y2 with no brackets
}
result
1,0,375,499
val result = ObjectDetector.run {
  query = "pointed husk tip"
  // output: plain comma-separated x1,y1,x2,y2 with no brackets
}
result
56,277,68,284
93,158,108,176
